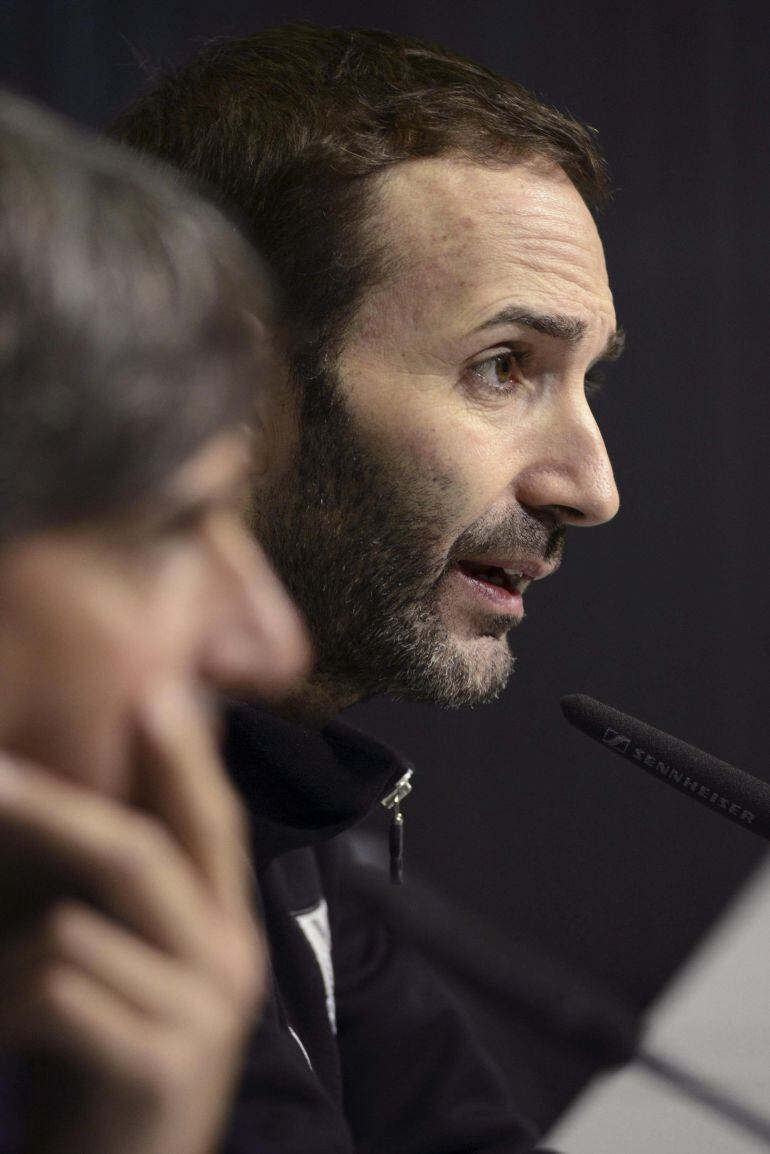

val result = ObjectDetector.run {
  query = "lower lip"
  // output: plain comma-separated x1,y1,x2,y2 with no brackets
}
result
451,565,524,617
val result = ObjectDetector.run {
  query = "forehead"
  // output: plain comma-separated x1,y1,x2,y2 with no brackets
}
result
365,156,615,341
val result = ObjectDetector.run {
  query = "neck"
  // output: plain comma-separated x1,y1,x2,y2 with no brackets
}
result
267,673,363,730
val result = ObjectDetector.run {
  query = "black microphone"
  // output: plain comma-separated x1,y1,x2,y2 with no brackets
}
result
558,694,770,1146
561,694,770,843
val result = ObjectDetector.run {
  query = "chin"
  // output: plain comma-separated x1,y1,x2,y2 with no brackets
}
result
387,633,515,709
447,635,514,706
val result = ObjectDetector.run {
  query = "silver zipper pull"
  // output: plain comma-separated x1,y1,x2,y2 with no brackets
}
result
380,769,413,885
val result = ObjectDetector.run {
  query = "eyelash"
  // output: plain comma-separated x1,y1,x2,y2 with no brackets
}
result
467,348,606,399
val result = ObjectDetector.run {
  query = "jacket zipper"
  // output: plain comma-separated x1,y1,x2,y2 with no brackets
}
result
380,768,413,885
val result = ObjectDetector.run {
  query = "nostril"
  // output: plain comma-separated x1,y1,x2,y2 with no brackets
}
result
555,504,585,523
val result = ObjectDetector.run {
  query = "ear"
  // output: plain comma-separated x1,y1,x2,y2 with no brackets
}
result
248,351,298,487
246,411,270,478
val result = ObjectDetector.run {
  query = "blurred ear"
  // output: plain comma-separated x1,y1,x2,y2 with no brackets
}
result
248,338,298,487
246,313,276,480
246,413,270,478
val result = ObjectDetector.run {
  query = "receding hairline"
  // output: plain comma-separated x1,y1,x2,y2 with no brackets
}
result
356,153,611,309
108,23,611,379
369,149,602,249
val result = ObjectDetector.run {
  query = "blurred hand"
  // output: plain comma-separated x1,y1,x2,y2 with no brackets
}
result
0,685,263,1154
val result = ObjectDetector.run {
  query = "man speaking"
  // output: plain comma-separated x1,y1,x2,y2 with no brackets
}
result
114,23,623,1152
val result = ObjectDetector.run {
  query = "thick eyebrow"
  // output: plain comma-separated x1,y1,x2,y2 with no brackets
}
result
601,326,626,363
473,306,626,363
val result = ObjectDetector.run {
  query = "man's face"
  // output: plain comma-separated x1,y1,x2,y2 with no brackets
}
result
0,431,309,795
256,158,620,708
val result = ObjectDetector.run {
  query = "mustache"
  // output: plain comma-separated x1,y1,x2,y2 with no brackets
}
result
446,510,567,567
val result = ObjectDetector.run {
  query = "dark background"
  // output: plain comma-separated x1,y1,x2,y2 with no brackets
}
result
3,0,768,1129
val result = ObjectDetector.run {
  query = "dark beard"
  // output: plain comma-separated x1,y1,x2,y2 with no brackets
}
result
252,370,564,709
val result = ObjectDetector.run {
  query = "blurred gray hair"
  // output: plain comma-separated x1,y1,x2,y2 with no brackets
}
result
0,90,272,542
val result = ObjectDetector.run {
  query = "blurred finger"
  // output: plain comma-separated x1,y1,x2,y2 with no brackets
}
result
0,902,261,1031
0,753,216,960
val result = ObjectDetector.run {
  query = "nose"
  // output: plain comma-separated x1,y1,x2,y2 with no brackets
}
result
200,518,311,699
515,392,620,528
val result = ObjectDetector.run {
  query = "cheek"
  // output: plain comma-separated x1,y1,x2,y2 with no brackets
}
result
388,417,510,522
343,363,527,530
0,580,185,798
0,541,212,799
62,588,206,797
6,615,156,796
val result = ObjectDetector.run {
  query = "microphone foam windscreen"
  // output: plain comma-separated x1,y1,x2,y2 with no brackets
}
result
561,694,770,842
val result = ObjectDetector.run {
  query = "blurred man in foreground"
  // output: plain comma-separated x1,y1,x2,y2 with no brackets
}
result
0,91,308,1154
115,24,624,1152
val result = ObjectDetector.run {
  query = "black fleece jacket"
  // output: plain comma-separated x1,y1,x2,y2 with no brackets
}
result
222,700,541,1154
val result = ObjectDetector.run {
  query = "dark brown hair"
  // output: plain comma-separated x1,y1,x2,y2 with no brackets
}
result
0,89,272,541
111,23,609,380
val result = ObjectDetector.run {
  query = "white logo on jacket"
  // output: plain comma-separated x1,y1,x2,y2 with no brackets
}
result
293,898,337,1034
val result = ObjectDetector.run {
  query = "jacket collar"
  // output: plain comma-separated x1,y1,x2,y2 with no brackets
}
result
223,699,411,869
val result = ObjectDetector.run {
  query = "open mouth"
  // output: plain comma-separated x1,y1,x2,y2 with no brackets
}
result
456,560,530,596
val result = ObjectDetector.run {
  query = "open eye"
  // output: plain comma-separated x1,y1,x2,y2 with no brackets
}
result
467,350,524,394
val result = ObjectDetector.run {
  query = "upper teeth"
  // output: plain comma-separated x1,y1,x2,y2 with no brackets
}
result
503,569,531,592
465,564,530,590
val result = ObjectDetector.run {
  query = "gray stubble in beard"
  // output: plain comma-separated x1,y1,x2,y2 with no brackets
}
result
252,371,560,709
